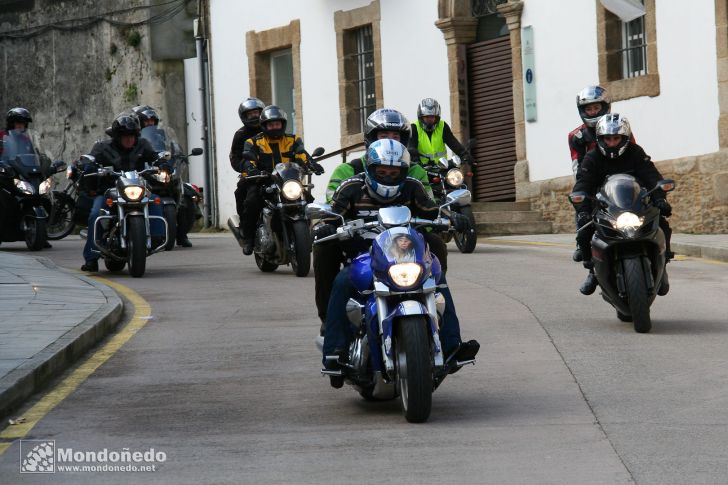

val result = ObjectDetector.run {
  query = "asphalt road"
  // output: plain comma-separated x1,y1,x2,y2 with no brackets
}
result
1,234,727,484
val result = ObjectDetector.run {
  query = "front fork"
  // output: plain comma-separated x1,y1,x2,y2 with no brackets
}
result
93,202,168,255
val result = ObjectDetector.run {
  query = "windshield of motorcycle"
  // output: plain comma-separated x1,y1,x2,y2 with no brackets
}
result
140,126,169,152
0,129,41,167
372,226,428,265
600,174,646,211
274,162,303,181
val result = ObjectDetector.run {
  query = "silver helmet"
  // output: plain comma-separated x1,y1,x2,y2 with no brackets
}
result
576,86,611,128
595,113,631,159
416,98,441,131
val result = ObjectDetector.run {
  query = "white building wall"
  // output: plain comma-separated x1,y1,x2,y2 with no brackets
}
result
521,0,720,182
208,0,450,225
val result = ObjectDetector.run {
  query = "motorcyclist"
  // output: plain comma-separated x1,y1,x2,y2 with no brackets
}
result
230,98,265,227
408,98,473,184
573,113,673,296
568,86,636,262
240,105,323,255
318,139,479,387
79,113,166,272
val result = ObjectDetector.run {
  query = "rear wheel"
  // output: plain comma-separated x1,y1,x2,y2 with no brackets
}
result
25,217,47,251
127,216,147,278
163,204,177,251
255,252,278,272
395,316,433,423
290,220,312,277
623,257,651,333
47,192,75,240
453,206,477,254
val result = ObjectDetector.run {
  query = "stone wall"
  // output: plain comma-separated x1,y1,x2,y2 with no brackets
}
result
516,150,728,234
0,0,192,163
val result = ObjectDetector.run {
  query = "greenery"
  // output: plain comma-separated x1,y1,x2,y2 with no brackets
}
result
124,83,138,103
126,30,142,48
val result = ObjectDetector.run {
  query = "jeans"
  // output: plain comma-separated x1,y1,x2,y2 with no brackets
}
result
321,267,462,364
83,194,164,263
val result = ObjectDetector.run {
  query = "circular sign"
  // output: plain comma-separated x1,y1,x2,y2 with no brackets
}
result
526,68,533,84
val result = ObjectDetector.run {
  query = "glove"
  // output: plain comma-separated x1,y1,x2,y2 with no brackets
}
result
576,211,591,228
313,224,336,240
243,163,260,177
310,162,325,176
654,199,672,217
82,163,97,175
449,212,469,232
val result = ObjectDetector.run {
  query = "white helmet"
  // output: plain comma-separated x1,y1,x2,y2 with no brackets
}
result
364,139,410,202
576,85,611,128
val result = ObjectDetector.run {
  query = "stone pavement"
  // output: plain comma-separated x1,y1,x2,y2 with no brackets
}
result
0,251,122,419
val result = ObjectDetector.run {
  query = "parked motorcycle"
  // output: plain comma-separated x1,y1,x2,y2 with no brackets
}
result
46,162,86,240
84,157,168,277
228,147,325,277
422,153,477,253
140,125,203,250
0,129,65,250
310,189,475,423
570,174,675,333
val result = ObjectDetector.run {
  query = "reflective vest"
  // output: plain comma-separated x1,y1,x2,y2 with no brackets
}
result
414,120,447,165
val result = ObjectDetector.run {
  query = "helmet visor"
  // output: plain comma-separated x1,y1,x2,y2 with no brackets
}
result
372,165,407,186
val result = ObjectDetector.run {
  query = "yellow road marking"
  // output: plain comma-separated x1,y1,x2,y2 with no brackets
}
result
480,238,572,248
0,277,151,454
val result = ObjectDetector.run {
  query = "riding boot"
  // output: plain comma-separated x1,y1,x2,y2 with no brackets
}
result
579,268,598,295
658,265,670,296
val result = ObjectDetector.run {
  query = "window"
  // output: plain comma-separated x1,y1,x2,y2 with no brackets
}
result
346,25,376,134
270,49,295,133
620,8,646,78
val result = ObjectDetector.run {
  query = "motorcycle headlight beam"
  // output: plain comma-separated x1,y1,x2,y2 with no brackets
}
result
387,263,423,289
123,186,144,201
14,179,35,195
39,177,53,195
445,168,464,187
614,211,644,230
281,180,303,201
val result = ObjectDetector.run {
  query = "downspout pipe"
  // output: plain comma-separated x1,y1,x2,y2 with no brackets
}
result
194,16,213,227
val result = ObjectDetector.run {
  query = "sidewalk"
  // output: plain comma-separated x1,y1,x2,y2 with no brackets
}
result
0,252,123,419
480,233,728,263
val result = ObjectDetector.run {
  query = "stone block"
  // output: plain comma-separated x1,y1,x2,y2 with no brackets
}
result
514,159,529,182
712,172,728,204
670,156,696,175
698,150,728,173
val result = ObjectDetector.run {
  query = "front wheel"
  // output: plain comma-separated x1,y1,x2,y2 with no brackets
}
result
25,217,47,251
127,216,147,278
47,192,76,240
289,220,312,277
163,204,177,251
623,257,651,333
395,316,433,423
453,206,477,254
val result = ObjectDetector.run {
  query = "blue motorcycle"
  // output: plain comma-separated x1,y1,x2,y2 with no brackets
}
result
310,189,474,423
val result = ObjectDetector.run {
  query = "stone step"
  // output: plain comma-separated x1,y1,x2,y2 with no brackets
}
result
476,221,554,236
473,210,544,224
470,201,532,212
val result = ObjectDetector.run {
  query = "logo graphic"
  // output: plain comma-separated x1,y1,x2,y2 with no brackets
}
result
20,440,55,473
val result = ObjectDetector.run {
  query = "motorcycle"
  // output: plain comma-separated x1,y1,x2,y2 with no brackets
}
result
0,129,65,250
83,156,168,277
569,174,675,333
421,153,477,253
228,147,325,277
310,189,475,423
46,162,87,240
140,125,203,250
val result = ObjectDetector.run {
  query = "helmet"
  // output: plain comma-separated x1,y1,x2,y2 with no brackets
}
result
132,105,160,126
6,107,32,130
595,113,631,159
576,85,611,128
238,97,265,128
110,113,141,139
259,105,287,138
364,108,410,147
364,139,410,202
416,98,441,131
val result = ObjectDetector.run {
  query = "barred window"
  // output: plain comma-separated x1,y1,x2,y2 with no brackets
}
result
345,25,376,134
620,10,646,78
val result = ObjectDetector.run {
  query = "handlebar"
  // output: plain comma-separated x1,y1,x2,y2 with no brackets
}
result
313,217,451,245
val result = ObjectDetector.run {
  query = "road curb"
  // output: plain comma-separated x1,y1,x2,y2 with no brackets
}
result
671,242,728,263
0,258,124,420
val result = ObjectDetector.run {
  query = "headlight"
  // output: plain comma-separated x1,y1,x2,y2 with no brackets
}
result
123,186,144,201
39,177,53,195
614,211,643,230
14,179,34,195
387,263,423,289
281,180,303,200
155,171,171,183
445,168,464,187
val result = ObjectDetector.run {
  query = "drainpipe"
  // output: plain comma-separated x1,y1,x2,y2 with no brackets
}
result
194,15,213,227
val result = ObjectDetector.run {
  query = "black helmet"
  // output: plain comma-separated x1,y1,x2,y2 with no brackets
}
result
132,105,160,126
416,98,441,131
259,105,288,138
110,113,141,139
6,107,32,130
364,108,410,147
576,85,611,128
238,97,266,128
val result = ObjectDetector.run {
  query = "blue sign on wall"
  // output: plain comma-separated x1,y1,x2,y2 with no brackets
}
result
522,26,537,122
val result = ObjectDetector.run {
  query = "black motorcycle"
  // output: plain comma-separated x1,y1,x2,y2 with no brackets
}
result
46,162,86,240
84,158,168,277
421,153,477,253
140,125,203,250
0,129,65,250
570,174,675,333
228,147,325,277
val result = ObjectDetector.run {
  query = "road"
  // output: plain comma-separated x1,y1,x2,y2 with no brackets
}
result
1,234,727,484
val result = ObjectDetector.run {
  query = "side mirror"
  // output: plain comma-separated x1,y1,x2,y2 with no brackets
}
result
451,155,462,168
656,179,675,193
445,188,471,207
311,147,325,158
52,160,67,173
190,148,204,156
